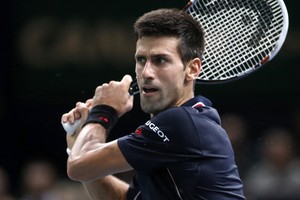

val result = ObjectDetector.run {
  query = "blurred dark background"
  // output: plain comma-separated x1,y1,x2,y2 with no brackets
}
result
1,0,300,197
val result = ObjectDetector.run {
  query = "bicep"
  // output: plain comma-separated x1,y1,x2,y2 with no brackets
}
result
68,140,133,182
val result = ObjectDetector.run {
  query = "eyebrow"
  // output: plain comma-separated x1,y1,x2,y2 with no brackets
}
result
135,52,171,59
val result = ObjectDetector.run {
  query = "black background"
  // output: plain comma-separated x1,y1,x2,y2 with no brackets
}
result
1,0,299,193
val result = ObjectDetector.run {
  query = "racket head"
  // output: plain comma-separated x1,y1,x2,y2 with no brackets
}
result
185,0,289,84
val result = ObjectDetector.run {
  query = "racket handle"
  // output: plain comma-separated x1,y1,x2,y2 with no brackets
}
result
129,79,140,95
61,119,82,136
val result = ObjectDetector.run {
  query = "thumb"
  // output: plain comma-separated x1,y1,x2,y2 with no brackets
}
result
121,74,133,86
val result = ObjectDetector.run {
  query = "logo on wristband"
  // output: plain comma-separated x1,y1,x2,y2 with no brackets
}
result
99,116,109,123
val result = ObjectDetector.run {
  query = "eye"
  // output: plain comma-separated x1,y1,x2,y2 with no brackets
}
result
136,56,146,65
153,57,167,65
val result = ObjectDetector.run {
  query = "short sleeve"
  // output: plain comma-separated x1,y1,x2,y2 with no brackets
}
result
117,107,203,173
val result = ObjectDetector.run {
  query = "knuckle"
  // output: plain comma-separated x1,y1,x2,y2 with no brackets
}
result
95,86,102,92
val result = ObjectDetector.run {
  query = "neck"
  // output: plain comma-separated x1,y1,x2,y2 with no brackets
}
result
150,92,195,118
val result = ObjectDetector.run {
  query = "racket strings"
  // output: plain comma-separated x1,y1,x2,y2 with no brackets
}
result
197,4,257,79
190,3,251,79
186,0,286,82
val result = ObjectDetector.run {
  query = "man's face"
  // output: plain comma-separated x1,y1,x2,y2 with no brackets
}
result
135,36,188,115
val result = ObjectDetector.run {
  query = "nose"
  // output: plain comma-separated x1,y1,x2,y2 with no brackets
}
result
141,61,155,79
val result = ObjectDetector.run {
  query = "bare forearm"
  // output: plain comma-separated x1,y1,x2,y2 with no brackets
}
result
67,123,132,181
67,124,110,180
83,175,129,200
70,123,107,157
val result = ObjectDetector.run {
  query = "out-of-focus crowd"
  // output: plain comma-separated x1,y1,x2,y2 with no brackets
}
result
221,112,300,200
1,111,300,200
0,159,90,200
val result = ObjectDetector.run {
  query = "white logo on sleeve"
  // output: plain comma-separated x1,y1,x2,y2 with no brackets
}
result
145,120,170,142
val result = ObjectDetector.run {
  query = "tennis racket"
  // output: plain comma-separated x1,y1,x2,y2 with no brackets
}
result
129,0,289,95
63,0,289,134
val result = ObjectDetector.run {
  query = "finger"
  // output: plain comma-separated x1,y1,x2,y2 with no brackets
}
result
76,101,85,107
68,108,77,123
61,109,76,124
61,113,68,123
61,108,76,123
121,74,133,85
77,103,90,120
102,83,109,87
74,112,81,120
85,99,93,105
85,99,93,109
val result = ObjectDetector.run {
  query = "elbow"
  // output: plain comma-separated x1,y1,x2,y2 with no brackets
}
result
67,159,81,181
67,157,105,182
67,158,90,182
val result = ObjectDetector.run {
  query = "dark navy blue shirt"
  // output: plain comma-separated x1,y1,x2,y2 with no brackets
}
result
118,95,245,200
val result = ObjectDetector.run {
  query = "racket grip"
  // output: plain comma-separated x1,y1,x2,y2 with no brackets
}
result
129,80,140,95
61,119,82,136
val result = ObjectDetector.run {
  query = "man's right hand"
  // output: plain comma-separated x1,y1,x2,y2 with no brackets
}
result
91,75,134,117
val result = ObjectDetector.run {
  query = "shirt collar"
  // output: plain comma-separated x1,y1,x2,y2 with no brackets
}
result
181,95,212,108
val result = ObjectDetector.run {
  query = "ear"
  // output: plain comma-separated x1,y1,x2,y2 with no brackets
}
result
185,58,201,81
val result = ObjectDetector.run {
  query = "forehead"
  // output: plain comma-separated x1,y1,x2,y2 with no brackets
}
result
135,36,180,56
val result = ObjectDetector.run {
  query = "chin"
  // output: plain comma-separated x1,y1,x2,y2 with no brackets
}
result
141,104,161,115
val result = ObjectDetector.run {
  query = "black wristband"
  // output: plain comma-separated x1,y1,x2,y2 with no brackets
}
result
83,105,118,132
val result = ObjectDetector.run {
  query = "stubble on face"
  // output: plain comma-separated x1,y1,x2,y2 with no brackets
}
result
140,87,181,116
136,37,187,116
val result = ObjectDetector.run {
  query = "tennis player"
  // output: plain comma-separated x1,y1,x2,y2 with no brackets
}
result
61,8,245,200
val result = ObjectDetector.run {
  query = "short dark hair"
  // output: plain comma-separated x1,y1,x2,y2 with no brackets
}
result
134,8,205,65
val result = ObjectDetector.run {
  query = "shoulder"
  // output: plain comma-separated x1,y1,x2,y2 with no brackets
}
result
152,104,220,126
151,107,193,125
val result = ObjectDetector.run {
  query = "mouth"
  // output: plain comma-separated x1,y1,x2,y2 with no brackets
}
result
142,86,159,94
